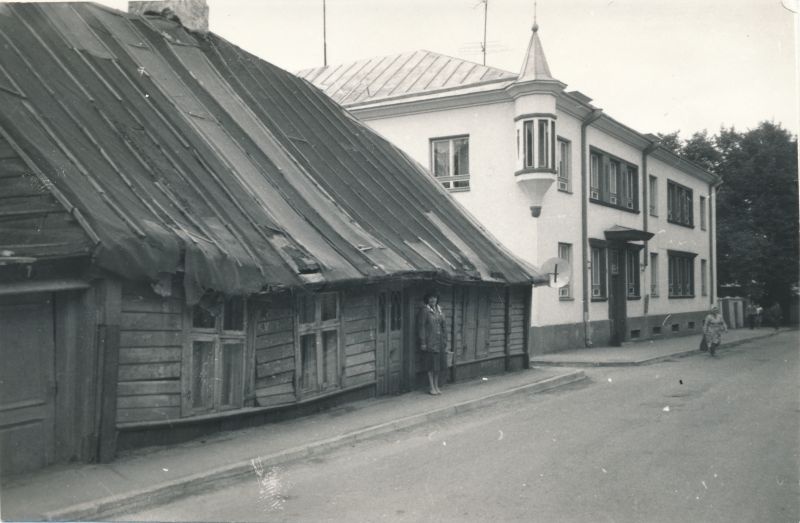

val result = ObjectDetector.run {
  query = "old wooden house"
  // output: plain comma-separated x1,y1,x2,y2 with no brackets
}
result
0,1,541,476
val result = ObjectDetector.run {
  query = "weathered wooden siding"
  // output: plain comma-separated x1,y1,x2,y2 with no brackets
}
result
254,293,296,407
509,286,527,354
343,288,377,389
116,283,183,424
488,287,507,355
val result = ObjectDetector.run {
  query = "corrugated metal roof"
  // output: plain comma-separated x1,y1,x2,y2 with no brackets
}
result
0,2,542,295
297,50,517,106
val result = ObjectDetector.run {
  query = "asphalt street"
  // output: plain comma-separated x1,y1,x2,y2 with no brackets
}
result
122,331,799,523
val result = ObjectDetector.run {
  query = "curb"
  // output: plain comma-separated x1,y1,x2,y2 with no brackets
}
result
530,330,783,368
42,370,587,522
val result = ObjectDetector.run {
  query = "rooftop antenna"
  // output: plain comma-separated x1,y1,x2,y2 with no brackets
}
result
323,0,328,67
534,0,538,30
481,0,488,65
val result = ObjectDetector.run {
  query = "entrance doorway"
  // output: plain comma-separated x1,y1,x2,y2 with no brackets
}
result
608,246,627,346
0,293,57,476
376,287,404,395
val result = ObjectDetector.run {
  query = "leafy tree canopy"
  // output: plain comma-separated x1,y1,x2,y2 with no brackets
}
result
661,122,798,318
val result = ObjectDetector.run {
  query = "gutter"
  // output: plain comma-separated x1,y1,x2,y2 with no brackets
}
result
641,142,658,335
580,109,603,347
709,178,724,305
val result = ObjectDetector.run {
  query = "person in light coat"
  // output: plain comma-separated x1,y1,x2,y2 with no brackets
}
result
703,305,728,356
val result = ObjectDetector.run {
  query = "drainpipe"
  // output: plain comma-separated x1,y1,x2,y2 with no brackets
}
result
581,109,603,347
641,142,657,336
709,178,723,305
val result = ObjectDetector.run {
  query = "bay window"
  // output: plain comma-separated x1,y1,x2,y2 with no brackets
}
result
516,114,556,172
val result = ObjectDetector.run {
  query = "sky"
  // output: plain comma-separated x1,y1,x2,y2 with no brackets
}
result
63,0,800,138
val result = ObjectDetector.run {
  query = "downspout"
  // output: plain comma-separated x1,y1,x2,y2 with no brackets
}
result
641,142,657,336
581,109,603,347
709,179,723,305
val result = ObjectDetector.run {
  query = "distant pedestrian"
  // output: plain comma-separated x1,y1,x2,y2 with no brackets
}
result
416,291,449,395
745,302,757,330
703,305,728,356
766,303,782,330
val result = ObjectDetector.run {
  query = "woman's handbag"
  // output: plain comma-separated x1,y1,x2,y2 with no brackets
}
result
446,350,454,368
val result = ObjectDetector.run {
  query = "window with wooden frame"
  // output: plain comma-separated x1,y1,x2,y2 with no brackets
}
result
296,292,341,394
516,114,556,172
557,138,571,192
667,180,693,227
648,175,658,216
626,248,641,298
590,243,607,300
588,148,639,211
650,252,659,297
557,242,573,299
185,296,246,414
430,135,470,192
668,250,696,298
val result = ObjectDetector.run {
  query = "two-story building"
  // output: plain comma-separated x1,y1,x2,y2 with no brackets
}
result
299,21,721,354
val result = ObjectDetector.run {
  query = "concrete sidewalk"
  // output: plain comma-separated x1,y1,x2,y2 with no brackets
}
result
1,367,586,522
531,327,783,367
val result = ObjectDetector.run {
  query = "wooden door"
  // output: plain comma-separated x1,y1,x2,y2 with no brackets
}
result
376,288,403,395
0,293,57,476
462,287,490,360
608,247,627,346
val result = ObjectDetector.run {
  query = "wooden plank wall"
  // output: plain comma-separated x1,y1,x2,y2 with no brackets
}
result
116,282,183,424
509,286,527,354
253,293,296,407
342,288,377,388
487,287,507,356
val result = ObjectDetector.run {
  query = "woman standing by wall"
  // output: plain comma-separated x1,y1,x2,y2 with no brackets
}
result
416,292,449,395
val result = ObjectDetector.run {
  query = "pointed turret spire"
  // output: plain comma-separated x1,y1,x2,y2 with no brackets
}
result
517,5,554,82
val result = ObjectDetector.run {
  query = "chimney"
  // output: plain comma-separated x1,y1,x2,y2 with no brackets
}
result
129,0,209,33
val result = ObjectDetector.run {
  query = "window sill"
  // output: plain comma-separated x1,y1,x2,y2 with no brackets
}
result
668,295,696,299
667,219,695,229
559,296,575,301
557,188,573,194
591,297,608,302
627,295,642,301
446,187,470,193
649,212,658,218
515,167,557,176
589,198,640,214
651,294,660,299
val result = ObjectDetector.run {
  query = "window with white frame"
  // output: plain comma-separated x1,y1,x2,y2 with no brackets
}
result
186,296,246,414
626,248,641,298
701,259,708,296
667,180,693,227
588,148,639,211
649,175,658,216
700,196,707,230
557,138,571,192
668,250,696,298
557,242,572,299
650,252,659,297
590,243,607,299
430,135,470,191
297,292,341,394
516,115,556,172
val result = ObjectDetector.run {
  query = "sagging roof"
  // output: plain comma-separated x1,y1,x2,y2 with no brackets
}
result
296,49,517,107
0,2,541,296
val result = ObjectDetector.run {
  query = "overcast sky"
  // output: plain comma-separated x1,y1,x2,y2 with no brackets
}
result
96,1,798,138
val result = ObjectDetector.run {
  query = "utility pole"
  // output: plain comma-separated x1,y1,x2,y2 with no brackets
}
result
323,0,328,67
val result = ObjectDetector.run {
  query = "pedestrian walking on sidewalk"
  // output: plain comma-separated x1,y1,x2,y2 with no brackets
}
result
703,305,728,356
416,291,449,395
746,301,757,329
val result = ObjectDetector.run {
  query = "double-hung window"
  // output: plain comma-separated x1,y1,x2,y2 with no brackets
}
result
590,242,607,299
648,175,658,216
557,242,572,299
516,115,556,172
186,297,246,414
626,248,641,298
667,180,693,226
431,135,470,191
700,196,707,230
650,252,659,297
588,148,639,211
557,138,571,192
668,250,696,298
297,292,341,394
